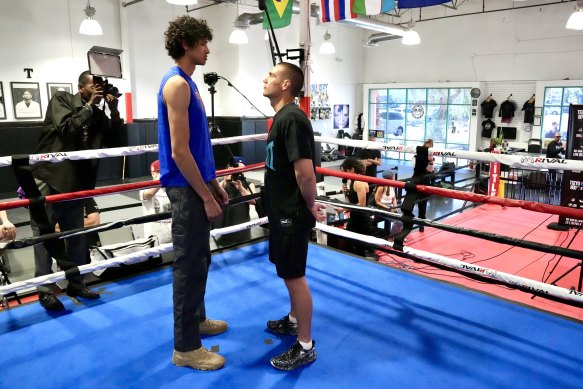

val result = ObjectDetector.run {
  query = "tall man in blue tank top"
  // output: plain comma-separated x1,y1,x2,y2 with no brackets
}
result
262,62,327,370
158,16,229,371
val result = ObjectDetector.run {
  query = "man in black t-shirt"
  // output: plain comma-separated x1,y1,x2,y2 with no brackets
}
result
359,135,382,178
262,62,326,371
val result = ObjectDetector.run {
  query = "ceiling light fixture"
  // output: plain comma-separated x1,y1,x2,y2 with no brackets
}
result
79,0,103,36
401,21,420,46
566,1,583,30
319,30,335,55
229,2,248,44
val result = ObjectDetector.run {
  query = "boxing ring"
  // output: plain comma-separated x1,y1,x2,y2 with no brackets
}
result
0,241,582,388
0,134,583,387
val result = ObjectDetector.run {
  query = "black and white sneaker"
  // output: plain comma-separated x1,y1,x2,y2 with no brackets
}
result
270,340,317,371
267,315,298,336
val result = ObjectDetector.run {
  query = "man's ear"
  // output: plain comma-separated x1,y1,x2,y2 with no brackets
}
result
282,79,291,91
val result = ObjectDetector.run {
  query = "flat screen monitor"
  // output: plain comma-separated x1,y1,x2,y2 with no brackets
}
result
497,127,517,140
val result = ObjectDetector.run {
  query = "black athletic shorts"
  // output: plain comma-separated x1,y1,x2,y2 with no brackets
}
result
268,224,311,279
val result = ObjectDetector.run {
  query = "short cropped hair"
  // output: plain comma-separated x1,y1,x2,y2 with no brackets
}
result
78,70,92,87
164,16,213,60
278,62,304,97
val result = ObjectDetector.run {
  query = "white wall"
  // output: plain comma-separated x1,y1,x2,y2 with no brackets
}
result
0,0,581,151
0,0,128,121
363,2,583,83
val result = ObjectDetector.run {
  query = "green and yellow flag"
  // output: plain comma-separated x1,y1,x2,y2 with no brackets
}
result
262,0,293,30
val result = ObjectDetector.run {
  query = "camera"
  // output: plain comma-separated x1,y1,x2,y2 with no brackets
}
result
203,72,219,87
94,76,122,98
231,173,245,182
103,80,122,98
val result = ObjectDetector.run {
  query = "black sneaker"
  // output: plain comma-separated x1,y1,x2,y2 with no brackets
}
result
270,340,317,371
267,315,298,335
39,292,65,311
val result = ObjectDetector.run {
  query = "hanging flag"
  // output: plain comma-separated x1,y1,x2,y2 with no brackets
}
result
321,0,357,23
398,0,449,8
353,0,395,16
262,0,293,30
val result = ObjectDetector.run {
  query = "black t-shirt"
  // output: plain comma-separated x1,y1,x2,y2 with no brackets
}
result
499,100,516,120
481,99,497,118
359,148,381,177
481,119,496,137
522,101,535,124
264,103,316,231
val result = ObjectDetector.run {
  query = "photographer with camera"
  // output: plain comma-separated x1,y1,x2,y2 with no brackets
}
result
30,70,124,311
219,157,256,206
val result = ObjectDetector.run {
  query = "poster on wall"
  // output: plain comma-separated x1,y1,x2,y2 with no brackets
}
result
559,104,583,227
11,82,42,119
333,104,349,129
47,82,73,101
0,82,6,120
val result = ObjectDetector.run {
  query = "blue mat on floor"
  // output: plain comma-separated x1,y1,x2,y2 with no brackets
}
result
0,241,581,388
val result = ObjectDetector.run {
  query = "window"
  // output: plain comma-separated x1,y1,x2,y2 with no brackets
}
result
542,86,583,144
368,87,472,156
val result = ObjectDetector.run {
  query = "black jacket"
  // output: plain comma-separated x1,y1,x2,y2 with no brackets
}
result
546,140,564,158
33,91,124,193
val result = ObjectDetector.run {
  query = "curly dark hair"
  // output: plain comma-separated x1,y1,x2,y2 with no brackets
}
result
340,157,365,175
164,16,213,60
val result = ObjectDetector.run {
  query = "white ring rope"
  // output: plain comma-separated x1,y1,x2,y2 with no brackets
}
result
316,136,583,171
0,133,580,171
0,217,268,296
315,223,583,304
0,134,268,168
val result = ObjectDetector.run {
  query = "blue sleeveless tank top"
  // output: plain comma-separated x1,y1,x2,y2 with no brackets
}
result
157,66,216,187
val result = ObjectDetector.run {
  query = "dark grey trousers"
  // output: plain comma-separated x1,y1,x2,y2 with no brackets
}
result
167,186,210,352
30,181,86,293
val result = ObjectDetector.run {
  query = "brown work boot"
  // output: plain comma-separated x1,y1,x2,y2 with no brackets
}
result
172,347,225,370
199,319,228,335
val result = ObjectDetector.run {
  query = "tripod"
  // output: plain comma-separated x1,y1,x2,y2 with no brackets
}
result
545,228,583,292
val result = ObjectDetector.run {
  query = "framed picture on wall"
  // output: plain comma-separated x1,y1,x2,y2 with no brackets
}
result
0,82,6,120
333,104,350,129
11,82,42,119
47,82,73,101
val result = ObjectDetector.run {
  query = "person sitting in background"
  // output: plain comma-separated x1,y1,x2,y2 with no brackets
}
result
139,160,172,244
215,158,258,231
374,170,399,240
219,158,256,206
0,210,16,242
338,157,376,259
374,170,398,212
546,132,565,159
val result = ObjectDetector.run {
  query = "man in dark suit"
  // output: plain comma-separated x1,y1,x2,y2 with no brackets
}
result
31,70,123,311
